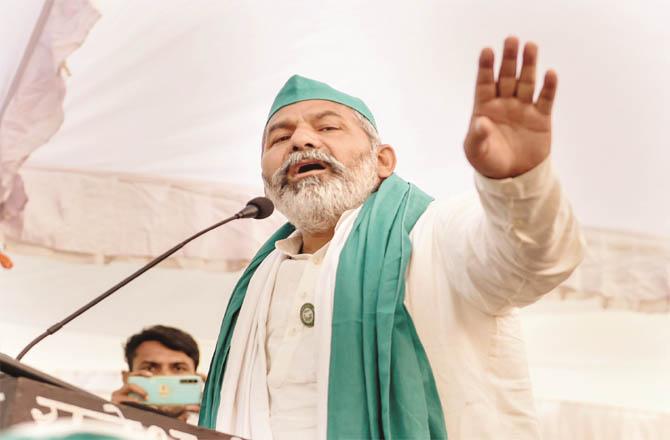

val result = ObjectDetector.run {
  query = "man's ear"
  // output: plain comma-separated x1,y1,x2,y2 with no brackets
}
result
122,371,129,384
376,144,397,179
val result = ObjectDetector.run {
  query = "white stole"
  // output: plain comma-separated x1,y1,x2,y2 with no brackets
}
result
215,208,361,440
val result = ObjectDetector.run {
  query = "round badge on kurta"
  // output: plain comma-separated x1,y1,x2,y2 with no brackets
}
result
300,303,315,327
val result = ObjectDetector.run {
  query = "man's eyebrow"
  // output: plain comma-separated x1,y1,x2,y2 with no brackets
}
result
266,120,294,137
138,361,159,367
265,110,345,140
310,110,344,121
265,110,344,144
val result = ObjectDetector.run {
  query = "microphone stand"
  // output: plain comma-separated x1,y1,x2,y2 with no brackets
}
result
16,205,262,361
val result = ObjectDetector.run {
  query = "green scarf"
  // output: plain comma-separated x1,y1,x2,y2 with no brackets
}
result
200,174,447,439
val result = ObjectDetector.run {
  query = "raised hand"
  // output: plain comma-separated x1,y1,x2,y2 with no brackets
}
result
464,37,557,179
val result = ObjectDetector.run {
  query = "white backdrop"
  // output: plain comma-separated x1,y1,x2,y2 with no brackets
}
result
19,0,670,236
0,1,45,104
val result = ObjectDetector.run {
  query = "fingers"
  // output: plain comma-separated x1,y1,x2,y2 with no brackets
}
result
128,371,153,377
515,42,537,103
111,383,148,404
173,405,201,422
125,383,149,399
475,37,530,103
111,389,142,404
535,69,558,115
474,37,557,114
159,405,189,419
111,394,141,404
122,370,152,384
497,37,519,97
159,405,183,412
474,48,496,104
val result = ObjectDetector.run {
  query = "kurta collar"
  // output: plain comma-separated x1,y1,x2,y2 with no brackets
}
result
274,207,360,263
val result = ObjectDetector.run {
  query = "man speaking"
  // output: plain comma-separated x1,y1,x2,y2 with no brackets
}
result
199,37,584,440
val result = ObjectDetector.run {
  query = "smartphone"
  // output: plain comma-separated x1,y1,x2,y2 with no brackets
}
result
127,375,203,406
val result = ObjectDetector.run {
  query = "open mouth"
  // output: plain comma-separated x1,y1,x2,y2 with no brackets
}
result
289,160,329,178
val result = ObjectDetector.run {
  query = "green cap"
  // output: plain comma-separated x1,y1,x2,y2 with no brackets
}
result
267,75,377,129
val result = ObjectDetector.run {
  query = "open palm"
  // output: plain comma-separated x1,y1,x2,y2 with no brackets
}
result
464,37,557,179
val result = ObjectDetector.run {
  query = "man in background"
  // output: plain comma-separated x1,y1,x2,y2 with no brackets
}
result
111,325,201,423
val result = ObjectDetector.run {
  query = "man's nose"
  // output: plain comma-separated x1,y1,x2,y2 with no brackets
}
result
290,126,319,152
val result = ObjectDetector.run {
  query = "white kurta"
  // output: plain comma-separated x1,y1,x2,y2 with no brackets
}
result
265,236,329,439
238,158,583,440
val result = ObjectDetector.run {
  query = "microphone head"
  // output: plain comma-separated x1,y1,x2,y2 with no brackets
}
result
246,197,274,219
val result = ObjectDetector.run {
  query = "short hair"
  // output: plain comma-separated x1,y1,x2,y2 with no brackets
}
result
351,110,381,149
124,325,200,370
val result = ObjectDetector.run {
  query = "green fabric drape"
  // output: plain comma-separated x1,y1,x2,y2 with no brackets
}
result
200,174,447,439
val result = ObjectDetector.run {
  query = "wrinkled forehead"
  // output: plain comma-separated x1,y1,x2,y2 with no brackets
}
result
264,100,358,133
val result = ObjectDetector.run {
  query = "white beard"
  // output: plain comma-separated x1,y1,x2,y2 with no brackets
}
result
263,149,379,234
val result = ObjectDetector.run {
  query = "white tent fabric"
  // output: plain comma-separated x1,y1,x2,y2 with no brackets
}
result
2,1,670,439
6,166,284,270
553,228,670,313
0,0,99,228
0,0,284,267
1,0,669,300
522,300,670,439
0,2,44,107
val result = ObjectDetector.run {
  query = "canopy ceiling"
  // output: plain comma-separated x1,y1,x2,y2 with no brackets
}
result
1,0,669,344
4,0,669,237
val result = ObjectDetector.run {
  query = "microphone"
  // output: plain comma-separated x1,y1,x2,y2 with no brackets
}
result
16,197,274,361
236,196,274,220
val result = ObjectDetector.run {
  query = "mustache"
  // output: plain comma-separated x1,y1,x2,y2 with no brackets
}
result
271,150,347,187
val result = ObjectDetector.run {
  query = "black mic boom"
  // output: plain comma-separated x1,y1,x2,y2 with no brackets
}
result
15,197,275,361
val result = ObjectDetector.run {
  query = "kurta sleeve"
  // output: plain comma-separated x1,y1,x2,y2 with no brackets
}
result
431,157,585,315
